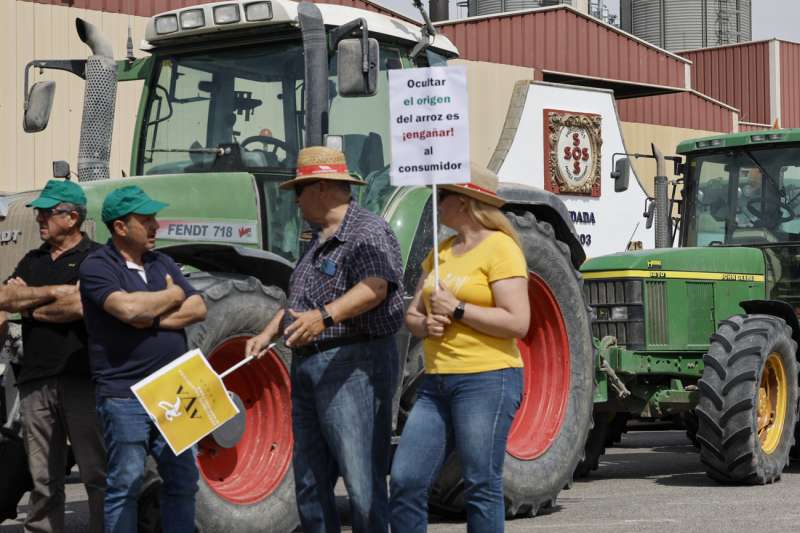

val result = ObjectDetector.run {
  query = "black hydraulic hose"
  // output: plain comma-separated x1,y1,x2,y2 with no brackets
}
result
298,2,329,148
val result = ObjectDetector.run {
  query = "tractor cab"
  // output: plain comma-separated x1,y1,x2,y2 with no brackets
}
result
678,130,800,311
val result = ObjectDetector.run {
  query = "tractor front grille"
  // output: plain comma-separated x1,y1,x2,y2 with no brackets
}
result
584,279,645,349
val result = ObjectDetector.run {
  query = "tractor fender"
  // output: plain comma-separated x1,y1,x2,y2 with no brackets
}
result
158,243,294,292
499,183,586,268
740,299,800,349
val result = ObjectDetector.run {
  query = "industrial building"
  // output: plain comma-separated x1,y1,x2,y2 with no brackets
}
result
1,0,797,194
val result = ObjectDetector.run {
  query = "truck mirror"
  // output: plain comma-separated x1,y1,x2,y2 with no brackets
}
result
337,38,379,97
52,160,71,179
611,157,631,193
23,81,56,133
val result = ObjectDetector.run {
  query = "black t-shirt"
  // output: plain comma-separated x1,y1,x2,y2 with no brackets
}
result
9,235,101,385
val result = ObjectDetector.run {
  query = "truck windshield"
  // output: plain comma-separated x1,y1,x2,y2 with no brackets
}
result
685,145,800,246
140,41,305,176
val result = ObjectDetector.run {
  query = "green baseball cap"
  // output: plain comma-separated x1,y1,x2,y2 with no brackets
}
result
27,179,87,209
101,185,168,223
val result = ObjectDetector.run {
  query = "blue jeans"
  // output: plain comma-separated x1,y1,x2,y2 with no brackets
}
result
96,397,199,533
291,335,399,533
389,368,523,533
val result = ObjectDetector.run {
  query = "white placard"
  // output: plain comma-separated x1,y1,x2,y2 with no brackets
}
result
389,66,470,186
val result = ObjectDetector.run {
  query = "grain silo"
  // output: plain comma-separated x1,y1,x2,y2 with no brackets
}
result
466,0,574,18
620,0,752,51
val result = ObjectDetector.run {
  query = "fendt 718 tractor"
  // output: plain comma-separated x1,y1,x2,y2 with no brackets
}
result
581,131,800,484
0,1,596,529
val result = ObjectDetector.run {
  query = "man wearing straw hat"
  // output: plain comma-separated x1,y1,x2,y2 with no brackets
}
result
246,146,404,533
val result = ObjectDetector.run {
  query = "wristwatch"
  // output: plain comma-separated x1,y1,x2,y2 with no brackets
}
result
453,302,466,320
318,304,335,328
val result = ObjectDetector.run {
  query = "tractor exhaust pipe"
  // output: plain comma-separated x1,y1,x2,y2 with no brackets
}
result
75,18,117,182
652,143,671,248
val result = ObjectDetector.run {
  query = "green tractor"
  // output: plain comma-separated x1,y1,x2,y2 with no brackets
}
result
1,1,598,529
581,130,800,483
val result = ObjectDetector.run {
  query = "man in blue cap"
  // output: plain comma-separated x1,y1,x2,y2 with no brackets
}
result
0,179,106,533
79,185,207,533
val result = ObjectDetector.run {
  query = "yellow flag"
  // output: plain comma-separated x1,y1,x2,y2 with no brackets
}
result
131,349,239,455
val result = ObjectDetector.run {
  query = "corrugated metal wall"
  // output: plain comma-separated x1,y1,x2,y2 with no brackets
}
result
680,41,770,125
1,1,148,193
436,8,688,90
781,41,800,128
617,91,735,132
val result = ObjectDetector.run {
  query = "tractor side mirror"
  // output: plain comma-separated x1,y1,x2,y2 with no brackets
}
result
337,38,379,97
611,157,631,193
53,160,71,179
23,81,56,133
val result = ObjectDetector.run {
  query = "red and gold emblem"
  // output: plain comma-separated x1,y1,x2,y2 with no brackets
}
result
544,109,602,197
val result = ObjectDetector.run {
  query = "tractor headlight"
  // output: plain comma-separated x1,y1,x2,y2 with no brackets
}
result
611,306,629,320
154,15,179,35
214,4,241,25
245,1,273,21
180,9,205,30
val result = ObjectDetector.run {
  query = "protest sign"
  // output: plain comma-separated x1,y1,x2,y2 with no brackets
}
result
389,66,470,186
131,349,240,455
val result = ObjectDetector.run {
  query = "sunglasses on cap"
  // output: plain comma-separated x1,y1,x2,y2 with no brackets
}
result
34,207,75,218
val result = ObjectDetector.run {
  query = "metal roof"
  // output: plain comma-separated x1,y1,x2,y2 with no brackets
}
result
435,4,691,98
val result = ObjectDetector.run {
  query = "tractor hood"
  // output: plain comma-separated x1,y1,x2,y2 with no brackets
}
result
581,247,766,281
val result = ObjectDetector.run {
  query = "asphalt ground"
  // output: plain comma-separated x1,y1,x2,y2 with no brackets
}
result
4,429,800,532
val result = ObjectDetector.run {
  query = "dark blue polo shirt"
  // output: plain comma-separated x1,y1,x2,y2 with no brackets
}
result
79,241,199,398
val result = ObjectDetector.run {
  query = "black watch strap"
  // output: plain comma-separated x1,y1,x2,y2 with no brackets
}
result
319,305,335,328
453,302,466,320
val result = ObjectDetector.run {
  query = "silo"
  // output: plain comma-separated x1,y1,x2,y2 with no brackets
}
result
620,0,752,51
467,0,572,18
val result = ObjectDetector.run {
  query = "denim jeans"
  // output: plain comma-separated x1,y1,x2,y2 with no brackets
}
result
389,368,523,533
291,335,399,533
96,397,199,533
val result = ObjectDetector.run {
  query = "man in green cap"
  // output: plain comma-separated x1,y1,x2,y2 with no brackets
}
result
0,179,106,533
79,185,206,532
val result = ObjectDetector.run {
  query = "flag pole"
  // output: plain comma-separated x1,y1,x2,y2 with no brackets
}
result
220,343,277,379
431,183,440,289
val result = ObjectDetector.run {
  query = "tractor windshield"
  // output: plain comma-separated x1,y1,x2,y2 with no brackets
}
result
684,145,800,247
139,41,305,175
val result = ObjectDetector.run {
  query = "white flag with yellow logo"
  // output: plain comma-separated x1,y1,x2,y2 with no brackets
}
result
131,349,239,455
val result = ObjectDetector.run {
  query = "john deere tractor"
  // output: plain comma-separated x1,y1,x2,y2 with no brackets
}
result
581,130,800,483
0,1,597,529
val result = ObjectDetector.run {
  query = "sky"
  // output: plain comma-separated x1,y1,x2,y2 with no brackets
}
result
380,0,800,42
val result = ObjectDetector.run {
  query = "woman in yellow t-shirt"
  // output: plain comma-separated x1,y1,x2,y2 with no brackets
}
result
389,165,530,532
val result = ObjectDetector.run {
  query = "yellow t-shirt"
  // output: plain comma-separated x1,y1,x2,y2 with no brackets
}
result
421,231,528,374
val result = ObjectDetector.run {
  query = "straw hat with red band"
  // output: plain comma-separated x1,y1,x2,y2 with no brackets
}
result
439,163,505,208
279,146,366,190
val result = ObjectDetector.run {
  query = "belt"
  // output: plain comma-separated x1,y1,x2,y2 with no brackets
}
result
293,334,373,358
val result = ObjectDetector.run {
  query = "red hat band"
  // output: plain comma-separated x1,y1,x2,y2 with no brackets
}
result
296,163,349,177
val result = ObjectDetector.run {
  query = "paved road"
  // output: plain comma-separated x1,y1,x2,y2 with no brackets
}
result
4,430,800,532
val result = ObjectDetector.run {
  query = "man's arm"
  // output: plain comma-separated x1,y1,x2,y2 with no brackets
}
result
103,275,186,328
0,281,71,312
31,286,84,323
284,277,387,347
159,294,207,330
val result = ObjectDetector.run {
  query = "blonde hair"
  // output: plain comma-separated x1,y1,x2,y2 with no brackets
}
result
465,197,522,248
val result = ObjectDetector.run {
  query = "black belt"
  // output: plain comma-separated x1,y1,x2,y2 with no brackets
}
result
293,334,373,358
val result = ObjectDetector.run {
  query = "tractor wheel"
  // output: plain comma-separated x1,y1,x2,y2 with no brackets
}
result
185,275,297,533
696,314,798,484
574,411,610,478
429,212,594,518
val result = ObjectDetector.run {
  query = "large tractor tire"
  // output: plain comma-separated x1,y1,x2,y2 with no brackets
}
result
185,274,298,533
429,212,594,517
696,314,798,484
574,411,610,478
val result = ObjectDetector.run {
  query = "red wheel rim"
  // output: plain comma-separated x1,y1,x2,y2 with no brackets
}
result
197,337,293,504
507,273,571,460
